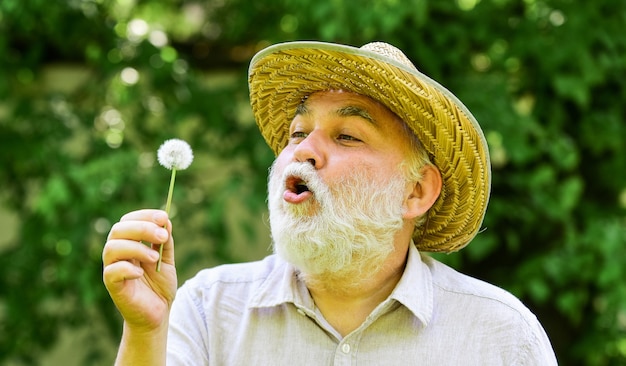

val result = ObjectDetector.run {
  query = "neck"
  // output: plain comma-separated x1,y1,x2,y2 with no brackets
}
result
303,242,410,337
302,256,402,296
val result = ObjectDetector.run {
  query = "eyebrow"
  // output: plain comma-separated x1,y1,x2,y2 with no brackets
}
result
336,105,375,124
294,102,376,125
295,101,310,117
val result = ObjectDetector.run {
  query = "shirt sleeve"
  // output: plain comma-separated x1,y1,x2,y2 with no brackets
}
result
166,283,210,365
516,313,559,366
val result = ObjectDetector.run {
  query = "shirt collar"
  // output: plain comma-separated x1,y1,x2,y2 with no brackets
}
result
388,243,434,326
249,256,315,311
249,244,434,326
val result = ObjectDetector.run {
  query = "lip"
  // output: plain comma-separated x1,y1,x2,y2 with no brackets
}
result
283,175,313,204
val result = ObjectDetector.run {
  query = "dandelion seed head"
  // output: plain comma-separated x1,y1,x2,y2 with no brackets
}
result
157,138,194,170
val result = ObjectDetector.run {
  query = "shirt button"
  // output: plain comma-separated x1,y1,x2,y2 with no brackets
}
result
341,343,351,354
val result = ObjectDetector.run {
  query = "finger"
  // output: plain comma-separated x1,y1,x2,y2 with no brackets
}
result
120,209,169,227
151,241,175,268
103,239,160,266
107,220,170,244
103,261,144,290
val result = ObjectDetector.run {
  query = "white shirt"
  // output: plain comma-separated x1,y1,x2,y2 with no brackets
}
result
167,244,558,365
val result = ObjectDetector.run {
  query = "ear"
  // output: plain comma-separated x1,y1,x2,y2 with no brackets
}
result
402,164,442,220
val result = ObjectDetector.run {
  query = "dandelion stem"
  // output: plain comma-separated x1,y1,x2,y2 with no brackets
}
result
165,168,177,214
157,168,177,272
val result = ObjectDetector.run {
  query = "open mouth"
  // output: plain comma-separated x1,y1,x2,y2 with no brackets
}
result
286,176,310,194
284,175,313,203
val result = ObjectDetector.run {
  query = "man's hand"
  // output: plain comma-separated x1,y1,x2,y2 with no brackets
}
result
102,209,177,332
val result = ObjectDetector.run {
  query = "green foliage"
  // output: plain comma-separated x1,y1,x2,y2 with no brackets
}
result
1,0,625,364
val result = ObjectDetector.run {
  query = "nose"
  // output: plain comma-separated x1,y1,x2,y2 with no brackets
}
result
292,130,326,169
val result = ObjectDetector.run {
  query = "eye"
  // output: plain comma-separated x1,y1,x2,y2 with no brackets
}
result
338,134,361,142
290,131,308,140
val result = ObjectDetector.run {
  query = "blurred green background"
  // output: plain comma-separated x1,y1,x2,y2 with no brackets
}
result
1,0,625,364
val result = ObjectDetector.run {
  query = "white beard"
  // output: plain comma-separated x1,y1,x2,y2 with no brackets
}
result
267,161,407,284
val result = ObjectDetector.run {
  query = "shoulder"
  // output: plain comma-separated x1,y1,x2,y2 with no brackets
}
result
421,255,557,363
180,254,284,293
423,254,532,316
171,254,291,325
422,256,538,327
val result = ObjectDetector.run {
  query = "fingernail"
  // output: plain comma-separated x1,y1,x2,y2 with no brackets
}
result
149,250,160,261
153,211,167,223
156,228,168,242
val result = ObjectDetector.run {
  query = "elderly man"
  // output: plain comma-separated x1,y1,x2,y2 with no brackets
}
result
103,41,557,365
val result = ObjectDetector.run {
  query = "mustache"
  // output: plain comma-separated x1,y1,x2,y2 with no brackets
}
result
270,162,326,194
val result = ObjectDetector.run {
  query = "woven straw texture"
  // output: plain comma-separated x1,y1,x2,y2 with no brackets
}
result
248,41,491,253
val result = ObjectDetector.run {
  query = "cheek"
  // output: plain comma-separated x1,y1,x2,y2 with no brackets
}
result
269,149,296,188
272,150,292,173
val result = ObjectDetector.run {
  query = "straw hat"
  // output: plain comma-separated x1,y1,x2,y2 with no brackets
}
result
248,41,491,253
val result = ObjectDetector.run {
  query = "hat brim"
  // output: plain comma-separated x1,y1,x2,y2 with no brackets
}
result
248,41,491,252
